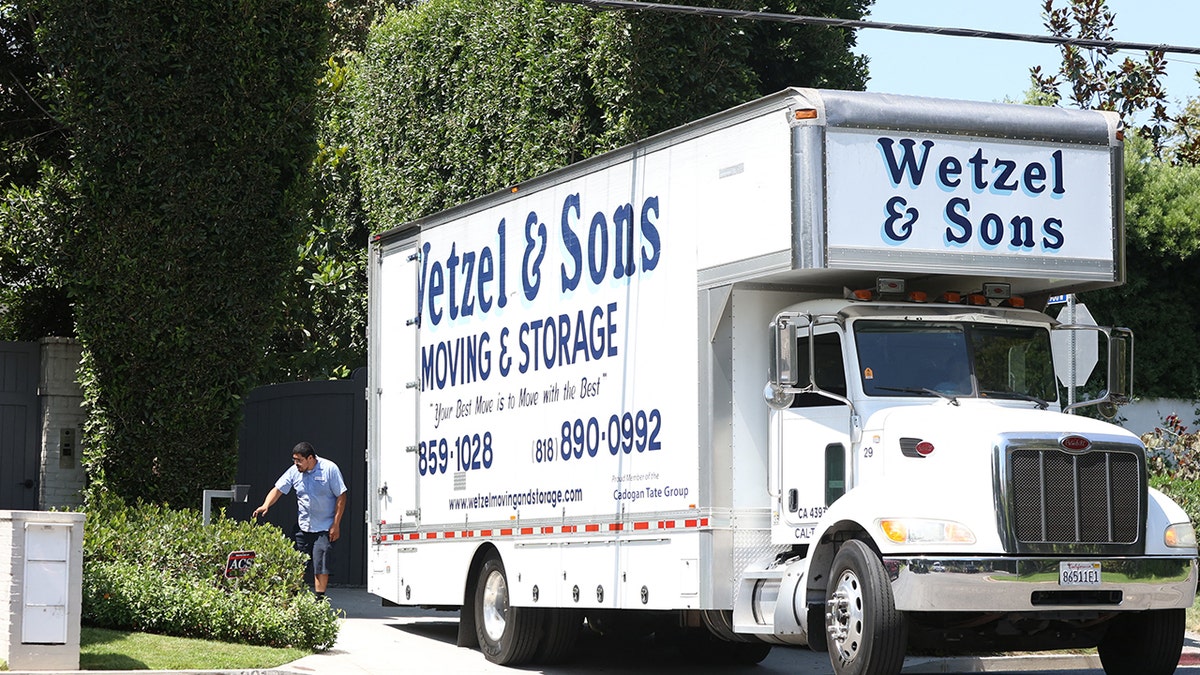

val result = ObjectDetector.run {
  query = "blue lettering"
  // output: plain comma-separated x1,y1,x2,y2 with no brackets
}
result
499,327,512,376
523,211,546,301
1009,216,1035,249
883,196,916,242
992,158,1018,193
1051,150,1065,195
419,333,492,391
968,149,988,191
944,197,972,244
980,213,1004,247
477,247,494,313
938,156,962,189
877,138,935,187
1042,217,1064,250
640,196,661,271
446,244,461,320
588,211,609,285
458,249,476,318
560,194,582,292
1023,162,1046,195
613,203,635,279
427,259,445,325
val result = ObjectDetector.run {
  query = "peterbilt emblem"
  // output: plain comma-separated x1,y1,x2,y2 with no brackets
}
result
1059,435,1092,453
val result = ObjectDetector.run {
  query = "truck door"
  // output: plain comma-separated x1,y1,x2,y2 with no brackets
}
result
775,329,851,536
375,239,421,529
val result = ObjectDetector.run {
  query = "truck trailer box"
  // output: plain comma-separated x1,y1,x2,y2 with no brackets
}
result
367,88,1196,674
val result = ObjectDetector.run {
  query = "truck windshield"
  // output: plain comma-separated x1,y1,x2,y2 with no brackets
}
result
855,321,1056,403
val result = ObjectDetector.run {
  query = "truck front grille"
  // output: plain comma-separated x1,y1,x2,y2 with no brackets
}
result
1001,442,1145,555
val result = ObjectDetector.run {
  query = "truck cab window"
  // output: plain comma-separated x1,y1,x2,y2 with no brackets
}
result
855,320,1057,403
856,322,972,397
791,332,847,407
970,324,1056,403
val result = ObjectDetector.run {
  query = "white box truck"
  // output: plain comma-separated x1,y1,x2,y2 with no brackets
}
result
366,88,1198,675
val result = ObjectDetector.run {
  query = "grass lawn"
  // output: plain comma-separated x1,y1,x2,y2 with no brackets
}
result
3,596,1193,671
78,626,309,671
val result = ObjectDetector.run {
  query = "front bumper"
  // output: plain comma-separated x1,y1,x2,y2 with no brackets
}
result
884,556,1198,612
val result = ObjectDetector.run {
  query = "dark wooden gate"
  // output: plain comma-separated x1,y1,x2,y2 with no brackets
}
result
0,342,40,511
234,368,367,587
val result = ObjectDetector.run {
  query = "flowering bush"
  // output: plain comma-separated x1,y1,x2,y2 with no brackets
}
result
1142,413,1200,480
1142,413,1200,528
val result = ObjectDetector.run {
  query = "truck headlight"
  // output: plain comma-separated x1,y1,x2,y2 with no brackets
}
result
877,518,976,545
1165,522,1197,548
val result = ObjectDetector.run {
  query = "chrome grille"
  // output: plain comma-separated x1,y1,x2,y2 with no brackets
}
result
1005,445,1143,554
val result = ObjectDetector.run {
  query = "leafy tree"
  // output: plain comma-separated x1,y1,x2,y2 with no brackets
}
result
0,1,73,339
259,0,869,382
354,0,869,232
35,0,327,506
1029,0,1171,151
1029,0,1200,398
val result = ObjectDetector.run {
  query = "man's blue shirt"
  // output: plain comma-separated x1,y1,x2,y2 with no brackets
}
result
274,457,347,533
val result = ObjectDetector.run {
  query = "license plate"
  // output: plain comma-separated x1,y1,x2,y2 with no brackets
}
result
1059,561,1102,586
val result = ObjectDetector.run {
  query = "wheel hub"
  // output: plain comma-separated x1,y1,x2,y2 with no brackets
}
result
482,569,509,642
826,569,865,662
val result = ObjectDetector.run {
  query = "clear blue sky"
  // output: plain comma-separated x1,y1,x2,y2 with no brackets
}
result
853,0,1200,112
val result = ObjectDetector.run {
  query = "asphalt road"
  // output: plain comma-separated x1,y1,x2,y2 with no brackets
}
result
273,588,1200,675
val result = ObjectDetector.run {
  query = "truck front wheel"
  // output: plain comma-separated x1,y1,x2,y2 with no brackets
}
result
824,539,908,675
1098,608,1184,675
474,552,541,665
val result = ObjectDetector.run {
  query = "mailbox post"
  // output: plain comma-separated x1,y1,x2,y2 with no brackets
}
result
202,484,250,525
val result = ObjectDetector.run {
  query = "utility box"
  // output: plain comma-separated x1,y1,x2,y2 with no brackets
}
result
0,510,85,671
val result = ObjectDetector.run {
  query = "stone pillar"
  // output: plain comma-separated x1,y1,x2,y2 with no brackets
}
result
38,338,86,510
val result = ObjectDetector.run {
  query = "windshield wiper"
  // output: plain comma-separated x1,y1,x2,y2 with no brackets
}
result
877,386,960,406
981,389,1049,410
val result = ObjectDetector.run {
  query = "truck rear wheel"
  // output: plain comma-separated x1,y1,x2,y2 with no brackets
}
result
1098,608,1184,675
533,608,581,664
474,552,541,665
824,539,907,675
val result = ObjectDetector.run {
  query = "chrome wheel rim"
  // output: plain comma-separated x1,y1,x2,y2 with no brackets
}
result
827,569,865,663
482,568,509,642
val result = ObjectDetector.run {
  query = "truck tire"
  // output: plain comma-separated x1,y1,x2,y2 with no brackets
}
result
533,608,581,664
1098,608,1184,675
824,539,907,675
474,552,541,665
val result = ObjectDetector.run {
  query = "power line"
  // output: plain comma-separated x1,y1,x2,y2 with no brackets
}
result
548,0,1200,56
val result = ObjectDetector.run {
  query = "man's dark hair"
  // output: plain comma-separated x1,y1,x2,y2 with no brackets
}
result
292,441,317,458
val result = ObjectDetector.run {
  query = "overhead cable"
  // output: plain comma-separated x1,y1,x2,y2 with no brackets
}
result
549,0,1200,56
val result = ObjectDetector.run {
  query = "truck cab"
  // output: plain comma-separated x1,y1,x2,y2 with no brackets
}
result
752,283,1197,673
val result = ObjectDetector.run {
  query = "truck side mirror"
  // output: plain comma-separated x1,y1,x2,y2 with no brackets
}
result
1107,328,1133,404
770,317,798,387
766,316,798,410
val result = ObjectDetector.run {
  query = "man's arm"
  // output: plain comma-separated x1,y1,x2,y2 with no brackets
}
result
252,488,284,519
330,491,347,542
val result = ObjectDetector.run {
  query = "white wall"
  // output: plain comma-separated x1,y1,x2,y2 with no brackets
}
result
1112,398,1196,437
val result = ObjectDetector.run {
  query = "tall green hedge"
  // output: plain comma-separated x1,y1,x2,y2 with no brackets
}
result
35,0,328,505
353,0,868,229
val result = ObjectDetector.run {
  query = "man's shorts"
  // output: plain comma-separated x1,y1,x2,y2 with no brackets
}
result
295,530,334,575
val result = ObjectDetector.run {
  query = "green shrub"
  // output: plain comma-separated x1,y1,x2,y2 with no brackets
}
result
83,500,339,650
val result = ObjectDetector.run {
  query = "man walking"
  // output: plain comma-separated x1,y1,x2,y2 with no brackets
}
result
253,442,348,600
